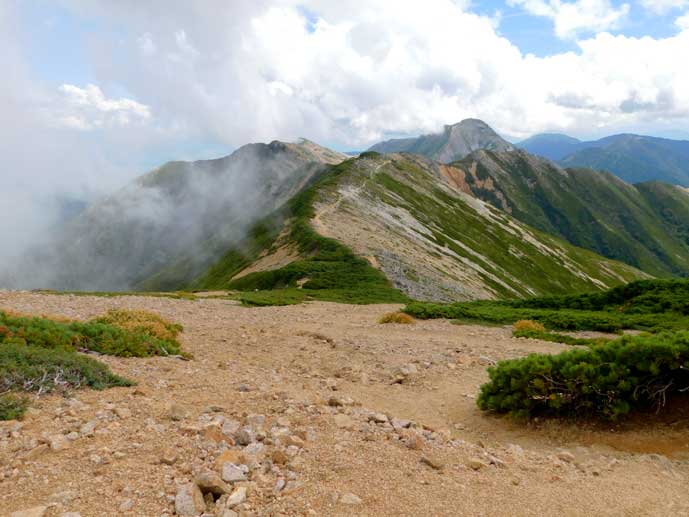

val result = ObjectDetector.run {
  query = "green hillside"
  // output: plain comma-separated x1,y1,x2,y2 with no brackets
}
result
194,153,644,303
452,149,689,277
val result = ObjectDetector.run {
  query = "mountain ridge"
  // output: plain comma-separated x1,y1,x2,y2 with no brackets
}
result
368,119,515,163
450,148,689,277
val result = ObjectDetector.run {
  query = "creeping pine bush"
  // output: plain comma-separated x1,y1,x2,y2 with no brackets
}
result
0,309,186,358
478,331,689,419
0,393,30,420
404,280,689,333
0,343,132,396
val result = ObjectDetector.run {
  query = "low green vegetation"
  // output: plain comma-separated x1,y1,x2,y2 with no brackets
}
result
478,331,689,419
0,393,30,421
197,160,409,305
405,279,689,333
0,309,186,358
0,309,185,420
454,150,689,277
0,342,132,395
512,328,610,347
407,280,689,419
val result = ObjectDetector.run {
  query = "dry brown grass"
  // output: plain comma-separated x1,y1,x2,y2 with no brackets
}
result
93,309,183,341
379,312,416,325
514,319,546,332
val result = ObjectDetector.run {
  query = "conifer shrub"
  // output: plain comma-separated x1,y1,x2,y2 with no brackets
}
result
0,342,132,396
0,309,186,358
92,309,183,343
478,331,689,419
0,393,30,421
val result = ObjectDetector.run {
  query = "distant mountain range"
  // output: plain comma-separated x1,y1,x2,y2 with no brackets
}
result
517,133,689,186
7,118,689,301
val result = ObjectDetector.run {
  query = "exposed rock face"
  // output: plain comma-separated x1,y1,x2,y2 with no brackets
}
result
368,119,515,163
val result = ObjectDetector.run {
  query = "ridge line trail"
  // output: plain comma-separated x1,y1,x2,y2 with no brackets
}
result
2,291,689,516
311,159,390,236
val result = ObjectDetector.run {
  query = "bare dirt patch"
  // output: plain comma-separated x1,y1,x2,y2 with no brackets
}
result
1,292,688,516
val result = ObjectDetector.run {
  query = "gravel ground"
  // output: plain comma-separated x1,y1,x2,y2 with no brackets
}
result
2,291,689,517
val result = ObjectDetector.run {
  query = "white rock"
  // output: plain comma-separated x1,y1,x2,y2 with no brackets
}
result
221,463,249,483
175,483,206,516
226,486,247,508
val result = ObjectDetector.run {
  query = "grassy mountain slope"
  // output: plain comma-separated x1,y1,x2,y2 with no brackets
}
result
198,153,644,302
368,119,514,163
451,149,689,277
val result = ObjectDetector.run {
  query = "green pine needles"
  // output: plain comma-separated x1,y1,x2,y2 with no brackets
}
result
478,332,689,419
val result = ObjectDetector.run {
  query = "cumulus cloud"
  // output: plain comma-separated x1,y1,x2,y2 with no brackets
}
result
59,0,687,143
639,0,689,13
677,11,689,27
508,0,630,38
56,84,151,130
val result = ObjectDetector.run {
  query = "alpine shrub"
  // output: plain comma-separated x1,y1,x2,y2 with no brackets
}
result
478,331,689,419
0,309,187,358
0,393,30,421
0,342,132,395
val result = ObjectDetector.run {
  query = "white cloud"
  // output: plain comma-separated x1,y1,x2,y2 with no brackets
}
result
677,11,689,27
639,0,688,14
508,0,630,38
56,84,151,130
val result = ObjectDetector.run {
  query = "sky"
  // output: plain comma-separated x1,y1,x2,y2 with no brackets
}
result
2,0,689,253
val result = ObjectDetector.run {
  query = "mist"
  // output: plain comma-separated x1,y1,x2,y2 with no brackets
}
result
2,141,332,291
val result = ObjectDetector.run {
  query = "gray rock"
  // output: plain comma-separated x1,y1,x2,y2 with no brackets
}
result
235,427,255,446
194,471,230,496
221,463,249,483
79,420,97,436
391,418,412,430
175,483,206,516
